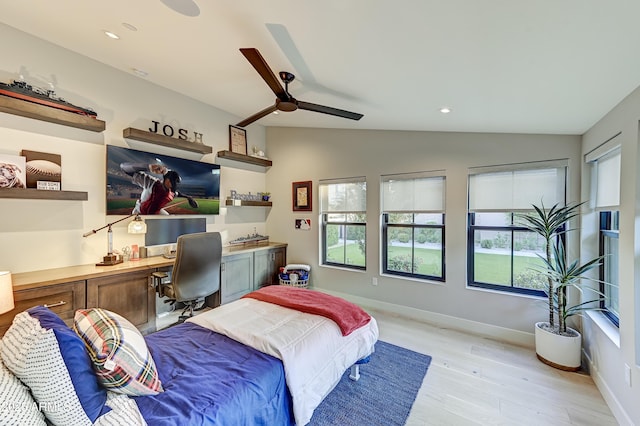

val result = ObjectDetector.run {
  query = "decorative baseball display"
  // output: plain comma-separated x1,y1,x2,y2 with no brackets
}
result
20,150,62,189
25,159,62,188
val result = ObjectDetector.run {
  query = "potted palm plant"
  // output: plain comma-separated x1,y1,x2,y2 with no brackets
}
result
518,201,609,371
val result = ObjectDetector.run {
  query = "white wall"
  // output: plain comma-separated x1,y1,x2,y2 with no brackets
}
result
0,24,268,273
581,83,640,425
264,127,581,343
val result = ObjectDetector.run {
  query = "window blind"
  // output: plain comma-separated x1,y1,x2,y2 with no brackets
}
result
319,177,366,213
593,148,621,210
468,160,567,212
381,172,445,212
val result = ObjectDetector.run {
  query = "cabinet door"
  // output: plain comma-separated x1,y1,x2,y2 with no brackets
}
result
255,247,288,288
270,247,287,285
221,253,254,304
0,281,85,336
253,249,271,289
87,270,156,334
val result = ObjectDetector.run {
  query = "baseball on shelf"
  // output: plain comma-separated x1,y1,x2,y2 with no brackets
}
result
26,159,61,188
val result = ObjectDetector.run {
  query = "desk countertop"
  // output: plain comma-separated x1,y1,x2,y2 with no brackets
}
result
12,241,287,291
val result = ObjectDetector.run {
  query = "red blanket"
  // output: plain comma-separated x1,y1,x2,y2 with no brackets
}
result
242,286,371,336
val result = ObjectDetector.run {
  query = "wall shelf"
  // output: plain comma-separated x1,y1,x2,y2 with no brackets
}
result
217,150,272,167
225,199,272,207
0,188,88,201
0,95,106,132
123,127,213,154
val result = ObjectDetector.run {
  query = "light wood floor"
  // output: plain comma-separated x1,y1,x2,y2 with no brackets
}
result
370,308,618,426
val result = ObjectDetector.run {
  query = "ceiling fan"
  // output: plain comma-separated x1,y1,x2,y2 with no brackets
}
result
236,48,364,128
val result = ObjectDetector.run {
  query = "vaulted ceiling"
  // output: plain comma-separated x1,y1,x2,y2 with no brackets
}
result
2,0,640,135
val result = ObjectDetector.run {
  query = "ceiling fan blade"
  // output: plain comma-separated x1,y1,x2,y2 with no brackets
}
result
236,103,278,128
297,100,363,121
240,48,289,100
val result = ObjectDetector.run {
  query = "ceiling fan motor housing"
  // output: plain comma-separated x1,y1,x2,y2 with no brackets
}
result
276,98,298,111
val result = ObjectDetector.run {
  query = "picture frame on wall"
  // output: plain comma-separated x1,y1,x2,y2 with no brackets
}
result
292,181,312,211
229,125,247,155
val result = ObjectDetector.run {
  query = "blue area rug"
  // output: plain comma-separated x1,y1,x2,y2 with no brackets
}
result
309,341,432,426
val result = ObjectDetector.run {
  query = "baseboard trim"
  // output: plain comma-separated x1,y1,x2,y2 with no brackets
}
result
584,352,633,426
318,289,535,348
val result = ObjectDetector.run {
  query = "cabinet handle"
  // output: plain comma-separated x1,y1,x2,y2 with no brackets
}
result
43,300,67,308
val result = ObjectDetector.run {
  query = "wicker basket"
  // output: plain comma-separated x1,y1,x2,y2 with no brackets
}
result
279,276,309,288
279,264,310,288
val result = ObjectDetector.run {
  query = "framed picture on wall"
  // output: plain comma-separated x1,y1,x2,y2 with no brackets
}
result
292,181,312,211
229,125,247,155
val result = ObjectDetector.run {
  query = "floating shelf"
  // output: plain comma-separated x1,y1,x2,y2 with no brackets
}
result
123,127,213,154
0,95,105,132
0,188,88,201
225,199,272,207
217,150,272,167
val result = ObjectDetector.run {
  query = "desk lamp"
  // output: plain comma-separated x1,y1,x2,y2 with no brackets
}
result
83,214,147,266
0,271,15,314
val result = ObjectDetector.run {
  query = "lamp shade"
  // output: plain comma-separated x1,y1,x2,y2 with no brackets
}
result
0,271,15,314
127,215,147,234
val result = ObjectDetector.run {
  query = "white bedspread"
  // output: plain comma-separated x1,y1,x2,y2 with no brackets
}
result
187,298,379,425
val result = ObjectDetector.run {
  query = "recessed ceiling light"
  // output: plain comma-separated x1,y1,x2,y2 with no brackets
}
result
122,22,138,32
104,30,120,40
439,107,452,114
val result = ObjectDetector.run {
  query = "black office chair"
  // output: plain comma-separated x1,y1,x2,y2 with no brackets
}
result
153,231,222,322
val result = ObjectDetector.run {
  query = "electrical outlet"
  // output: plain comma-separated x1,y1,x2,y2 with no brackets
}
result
372,277,378,286
625,364,632,387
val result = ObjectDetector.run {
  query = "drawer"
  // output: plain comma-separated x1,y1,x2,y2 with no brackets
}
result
0,280,86,336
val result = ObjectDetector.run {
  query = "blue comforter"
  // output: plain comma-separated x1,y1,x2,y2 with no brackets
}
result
134,322,294,425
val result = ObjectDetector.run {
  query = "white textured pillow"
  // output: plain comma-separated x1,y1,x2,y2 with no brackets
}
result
0,307,108,426
94,392,148,426
0,341,47,425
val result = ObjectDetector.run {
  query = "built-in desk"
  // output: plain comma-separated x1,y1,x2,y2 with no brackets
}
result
2,242,287,336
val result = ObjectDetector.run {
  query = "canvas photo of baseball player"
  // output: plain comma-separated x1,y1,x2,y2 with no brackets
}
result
105,145,220,215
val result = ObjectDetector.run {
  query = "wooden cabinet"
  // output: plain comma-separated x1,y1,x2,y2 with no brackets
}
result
87,270,156,335
3,243,287,336
220,252,254,304
221,245,287,303
0,280,85,335
254,246,287,288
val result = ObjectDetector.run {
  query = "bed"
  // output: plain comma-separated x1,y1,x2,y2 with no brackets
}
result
0,286,379,426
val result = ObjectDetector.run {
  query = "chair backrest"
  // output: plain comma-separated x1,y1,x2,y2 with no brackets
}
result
171,231,222,302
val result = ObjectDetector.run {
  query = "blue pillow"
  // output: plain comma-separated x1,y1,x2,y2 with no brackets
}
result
0,306,109,425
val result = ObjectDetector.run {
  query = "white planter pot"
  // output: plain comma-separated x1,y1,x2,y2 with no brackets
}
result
534,321,582,371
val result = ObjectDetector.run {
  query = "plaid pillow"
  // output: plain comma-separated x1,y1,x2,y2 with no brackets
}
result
73,308,163,396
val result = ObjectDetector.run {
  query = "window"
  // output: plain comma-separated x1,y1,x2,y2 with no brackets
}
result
381,172,445,281
600,211,619,326
587,141,621,326
319,177,367,270
467,161,567,295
